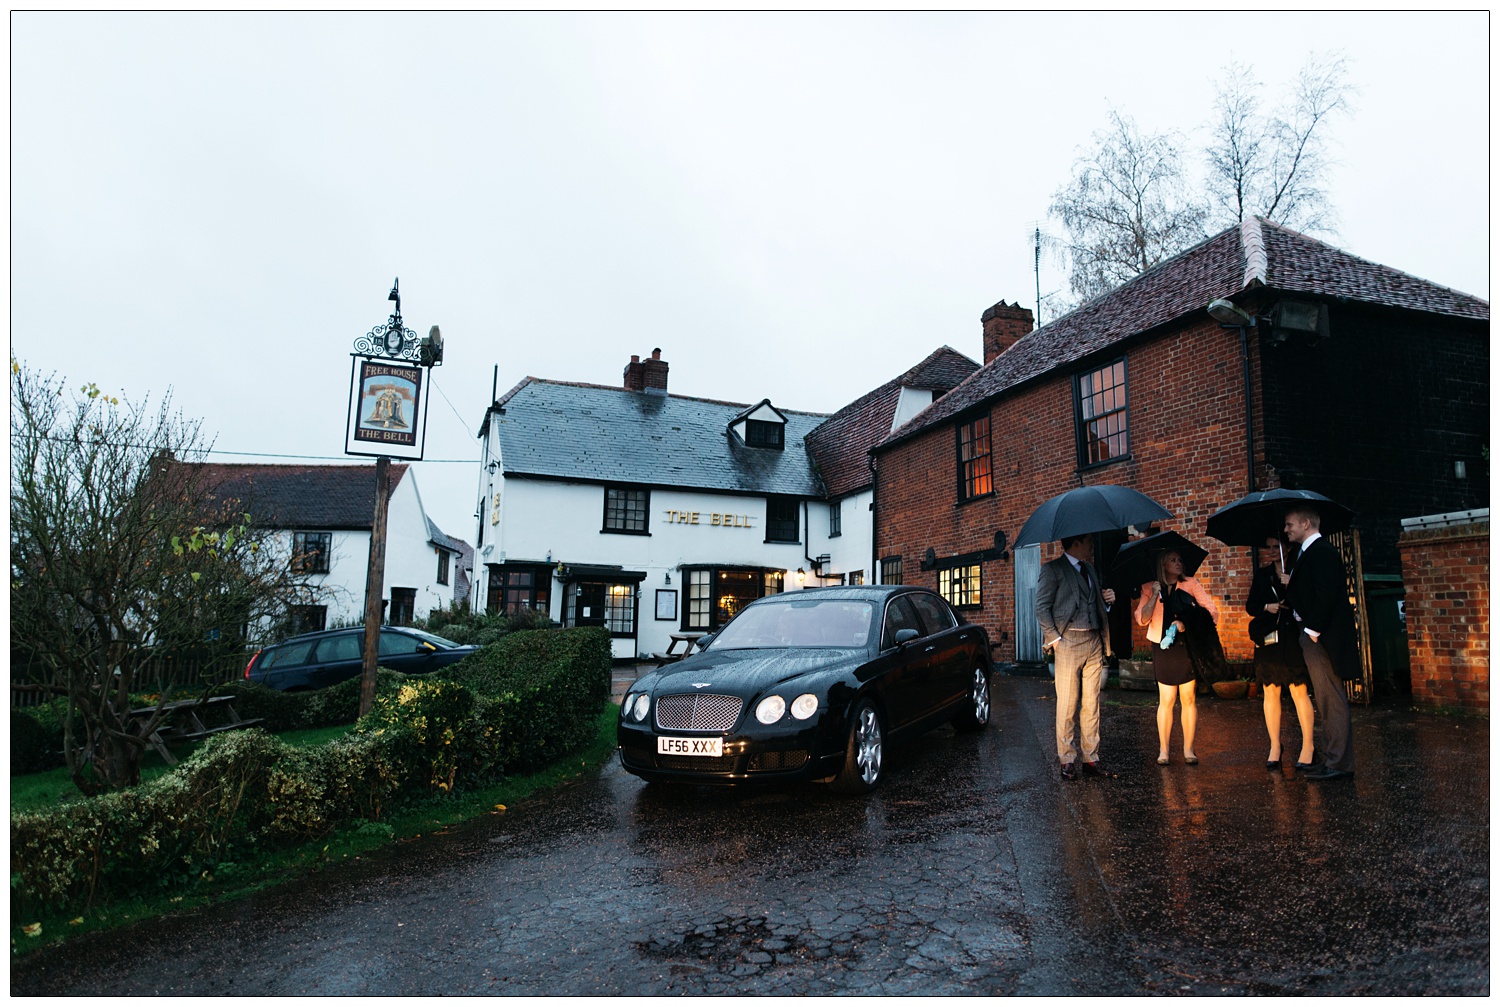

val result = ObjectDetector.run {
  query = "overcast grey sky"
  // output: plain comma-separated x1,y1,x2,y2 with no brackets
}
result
11,12,1489,544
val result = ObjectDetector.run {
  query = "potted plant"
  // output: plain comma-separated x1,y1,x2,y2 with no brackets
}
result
1210,662,1255,700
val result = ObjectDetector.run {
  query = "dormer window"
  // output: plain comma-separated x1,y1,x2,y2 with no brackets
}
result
728,399,788,452
745,420,783,449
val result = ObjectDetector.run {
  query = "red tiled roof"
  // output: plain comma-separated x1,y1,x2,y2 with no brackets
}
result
181,462,408,530
881,218,1488,449
807,347,979,497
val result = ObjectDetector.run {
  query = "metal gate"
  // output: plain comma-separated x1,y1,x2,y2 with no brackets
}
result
1013,544,1043,663
1328,529,1374,704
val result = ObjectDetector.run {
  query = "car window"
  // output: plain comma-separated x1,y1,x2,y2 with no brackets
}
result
709,600,874,649
314,632,362,663
882,596,925,649
908,593,957,636
378,631,428,657
261,640,315,669
401,628,459,649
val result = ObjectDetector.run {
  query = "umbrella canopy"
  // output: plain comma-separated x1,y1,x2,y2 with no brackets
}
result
1013,485,1173,549
1205,488,1354,547
1110,530,1208,588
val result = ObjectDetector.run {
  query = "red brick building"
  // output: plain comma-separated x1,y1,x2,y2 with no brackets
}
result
1398,511,1489,710
872,218,1488,681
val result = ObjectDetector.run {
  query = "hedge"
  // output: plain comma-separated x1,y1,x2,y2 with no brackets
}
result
11,627,612,922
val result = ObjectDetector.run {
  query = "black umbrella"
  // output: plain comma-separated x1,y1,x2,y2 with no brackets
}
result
1205,488,1354,547
1110,530,1208,588
1013,484,1173,548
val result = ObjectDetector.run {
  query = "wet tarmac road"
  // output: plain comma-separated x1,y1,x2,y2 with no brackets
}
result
11,676,1488,995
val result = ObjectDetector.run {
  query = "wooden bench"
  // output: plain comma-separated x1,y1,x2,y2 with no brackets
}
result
128,696,264,765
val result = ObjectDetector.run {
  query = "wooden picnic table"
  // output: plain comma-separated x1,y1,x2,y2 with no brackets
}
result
656,632,707,665
128,695,263,765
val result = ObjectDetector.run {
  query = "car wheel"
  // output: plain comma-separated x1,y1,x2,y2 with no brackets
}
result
953,667,991,732
831,699,884,794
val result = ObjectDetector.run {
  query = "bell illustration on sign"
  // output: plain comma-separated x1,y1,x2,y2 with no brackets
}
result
364,383,412,429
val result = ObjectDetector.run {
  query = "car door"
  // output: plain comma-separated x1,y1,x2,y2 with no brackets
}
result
306,631,364,688
868,595,933,732
907,591,972,712
255,639,317,690
378,630,438,675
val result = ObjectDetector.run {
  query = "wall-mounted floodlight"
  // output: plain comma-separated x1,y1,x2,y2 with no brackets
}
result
1207,298,1255,326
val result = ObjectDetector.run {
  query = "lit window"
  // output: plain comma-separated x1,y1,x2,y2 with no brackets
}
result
958,417,993,501
1077,359,1129,466
938,564,982,609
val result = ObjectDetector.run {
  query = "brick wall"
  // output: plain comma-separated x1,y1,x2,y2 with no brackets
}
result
1398,520,1489,710
876,315,1265,665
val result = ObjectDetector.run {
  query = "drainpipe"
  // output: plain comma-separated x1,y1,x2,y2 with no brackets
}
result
869,453,879,584
1240,323,1255,494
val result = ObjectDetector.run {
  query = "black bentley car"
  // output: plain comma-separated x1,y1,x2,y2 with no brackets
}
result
617,586,992,792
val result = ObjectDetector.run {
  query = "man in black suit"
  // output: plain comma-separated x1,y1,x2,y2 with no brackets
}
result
1036,534,1116,781
1282,506,1358,781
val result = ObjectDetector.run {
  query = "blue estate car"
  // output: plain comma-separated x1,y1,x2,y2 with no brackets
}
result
244,625,478,691
617,586,993,793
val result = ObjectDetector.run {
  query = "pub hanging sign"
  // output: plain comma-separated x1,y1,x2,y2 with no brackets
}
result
345,357,430,460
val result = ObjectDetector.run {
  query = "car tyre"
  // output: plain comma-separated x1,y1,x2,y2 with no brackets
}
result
953,667,991,732
831,699,884,794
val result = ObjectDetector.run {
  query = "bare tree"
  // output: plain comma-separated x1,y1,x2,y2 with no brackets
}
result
1048,109,1208,305
10,363,309,793
1205,53,1354,233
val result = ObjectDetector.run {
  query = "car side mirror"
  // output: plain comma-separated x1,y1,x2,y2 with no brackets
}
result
697,633,716,650
894,628,920,647
421,641,437,652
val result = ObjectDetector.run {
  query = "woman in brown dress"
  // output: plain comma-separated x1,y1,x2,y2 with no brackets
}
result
1134,550,1219,765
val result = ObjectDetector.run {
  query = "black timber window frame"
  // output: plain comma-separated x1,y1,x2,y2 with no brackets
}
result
938,563,982,610
564,581,638,638
765,496,800,544
745,419,784,449
682,567,784,631
436,549,450,585
829,498,842,538
602,484,651,535
880,555,903,585
487,563,552,616
288,603,327,635
956,414,994,503
291,531,332,574
1075,357,1130,468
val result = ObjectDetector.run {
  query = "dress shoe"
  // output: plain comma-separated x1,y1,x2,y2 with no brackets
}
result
1061,761,1079,781
1156,755,1169,766
1305,767,1354,781
1266,760,1280,770
1184,754,1198,766
1295,761,1319,773
1081,760,1106,777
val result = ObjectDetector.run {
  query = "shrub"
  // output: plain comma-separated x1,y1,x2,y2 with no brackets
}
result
11,707,64,776
210,669,408,732
11,627,612,922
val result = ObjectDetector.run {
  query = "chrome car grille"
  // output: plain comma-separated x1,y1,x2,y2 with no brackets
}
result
655,694,742,732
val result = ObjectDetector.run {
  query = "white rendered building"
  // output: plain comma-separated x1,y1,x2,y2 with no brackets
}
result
471,347,977,660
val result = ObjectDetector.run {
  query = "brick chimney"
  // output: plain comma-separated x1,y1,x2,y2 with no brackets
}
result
981,300,1034,364
625,348,669,393
623,354,645,391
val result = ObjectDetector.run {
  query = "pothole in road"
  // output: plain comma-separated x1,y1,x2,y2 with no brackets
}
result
635,915,859,972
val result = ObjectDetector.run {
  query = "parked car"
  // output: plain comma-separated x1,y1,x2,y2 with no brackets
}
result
617,585,992,792
244,626,479,691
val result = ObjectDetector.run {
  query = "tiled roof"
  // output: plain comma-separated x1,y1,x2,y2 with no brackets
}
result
186,462,409,530
492,381,830,496
806,347,979,498
881,218,1489,448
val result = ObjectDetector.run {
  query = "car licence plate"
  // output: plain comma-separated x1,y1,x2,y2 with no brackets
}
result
657,736,723,757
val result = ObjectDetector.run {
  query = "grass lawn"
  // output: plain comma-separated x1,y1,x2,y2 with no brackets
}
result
11,704,620,956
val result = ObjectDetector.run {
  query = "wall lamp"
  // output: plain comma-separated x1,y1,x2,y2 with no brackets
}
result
1207,298,1254,327
796,568,806,585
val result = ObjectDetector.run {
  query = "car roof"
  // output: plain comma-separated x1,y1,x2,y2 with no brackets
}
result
266,624,420,647
751,585,929,605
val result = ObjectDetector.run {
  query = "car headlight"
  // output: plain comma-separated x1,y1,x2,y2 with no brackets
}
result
755,695,786,724
620,693,633,716
790,693,819,720
631,693,651,723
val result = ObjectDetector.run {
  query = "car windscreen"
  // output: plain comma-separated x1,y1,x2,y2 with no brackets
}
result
710,599,875,650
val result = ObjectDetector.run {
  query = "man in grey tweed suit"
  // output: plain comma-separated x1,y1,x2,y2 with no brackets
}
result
1035,535,1115,781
